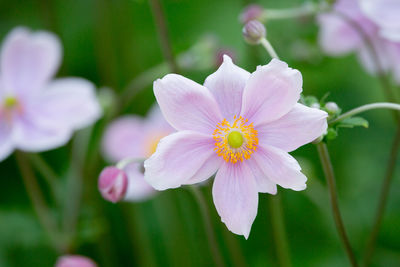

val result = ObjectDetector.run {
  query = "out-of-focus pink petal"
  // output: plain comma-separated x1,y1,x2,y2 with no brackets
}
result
212,162,258,239
31,78,101,130
204,55,250,120
144,131,215,190
356,37,391,74
0,119,14,161
123,162,156,201
154,74,223,134
102,116,145,162
240,59,302,126
246,159,277,194
0,27,61,98
253,145,307,191
385,41,400,84
360,0,400,41
98,166,128,203
184,153,223,184
12,111,71,152
257,103,327,152
55,255,97,267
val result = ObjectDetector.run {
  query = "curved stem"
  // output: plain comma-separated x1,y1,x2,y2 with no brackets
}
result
316,143,358,267
329,102,400,124
189,186,225,267
362,124,400,266
15,151,65,253
260,38,279,60
260,2,323,21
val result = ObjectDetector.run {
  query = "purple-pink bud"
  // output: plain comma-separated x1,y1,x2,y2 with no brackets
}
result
55,255,97,267
239,4,264,24
98,166,128,203
243,20,266,44
216,49,236,67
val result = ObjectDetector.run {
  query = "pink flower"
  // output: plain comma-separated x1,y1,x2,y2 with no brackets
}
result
101,105,172,201
0,27,101,161
145,56,328,238
98,166,128,203
317,0,400,79
360,0,400,41
55,255,97,267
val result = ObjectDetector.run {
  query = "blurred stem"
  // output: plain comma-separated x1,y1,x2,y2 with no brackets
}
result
260,38,279,59
363,124,400,266
268,195,292,267
63,127,93,251
29,154,62,207
260,2,324,22
15,151,65,253
329,102,400,124
189,186,225,267
148,0,179,73
316,143,358,267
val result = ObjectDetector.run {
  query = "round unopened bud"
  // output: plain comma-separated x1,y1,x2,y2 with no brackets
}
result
239,4,264,24
55,255,97,267
243,20,266,44
310,102,321,109
98,166,128,203
325,102,340,114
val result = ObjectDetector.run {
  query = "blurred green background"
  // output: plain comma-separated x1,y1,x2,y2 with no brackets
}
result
0,0,399,266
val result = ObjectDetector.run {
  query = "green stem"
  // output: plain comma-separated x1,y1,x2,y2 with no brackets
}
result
329,102,400,125
189,186,225,267
268,195,292,267
362,124,400,266
260,38,279,60
260,2,323,22
15,151,65,253
316,143,358,267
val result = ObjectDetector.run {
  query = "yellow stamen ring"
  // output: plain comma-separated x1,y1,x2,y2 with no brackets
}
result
213,115,258,164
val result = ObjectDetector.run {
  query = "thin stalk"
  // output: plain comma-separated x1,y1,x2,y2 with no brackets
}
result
189,186,225,267
260,2,321,22
316,143,358,267
260,38,279,59
268,195,292,267
329,102,400,124
15,151,64,253
148,0,179,73
362,124,400,266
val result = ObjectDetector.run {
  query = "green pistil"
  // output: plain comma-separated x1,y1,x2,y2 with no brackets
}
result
4,96,17,108
227,131,243,148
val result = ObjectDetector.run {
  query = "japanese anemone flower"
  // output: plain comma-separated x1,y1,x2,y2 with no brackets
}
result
100,105,172,202
0,27,101,161
144,55,328,238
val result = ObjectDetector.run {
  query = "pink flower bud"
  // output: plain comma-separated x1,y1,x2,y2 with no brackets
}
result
98,166,128,203
55,255,97,267
239,4,264,24
243,20,266,44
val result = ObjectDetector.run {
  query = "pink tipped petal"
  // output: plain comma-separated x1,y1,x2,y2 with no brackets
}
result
204,55,250,120
31,78,101,130
144,131,215,190
98,166,128,203
102,116,145,162
123,162,156,201
1,27,61,97
184,154,223,185
55,255,97,267
246,159,277,194
13,113,71,152
212,162,258,238
258,103,328,152
154,74,223,134
0,121,14,161
253,145,307,191
240,59,302,126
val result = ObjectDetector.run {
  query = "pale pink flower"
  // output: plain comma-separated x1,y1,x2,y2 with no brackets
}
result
55,255,97,267
101,105,172,201
145,56,328,238
360,0,400,41
0,27,101,161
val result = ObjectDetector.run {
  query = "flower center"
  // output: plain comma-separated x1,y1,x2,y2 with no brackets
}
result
4,96,18,109
213,115,258,164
